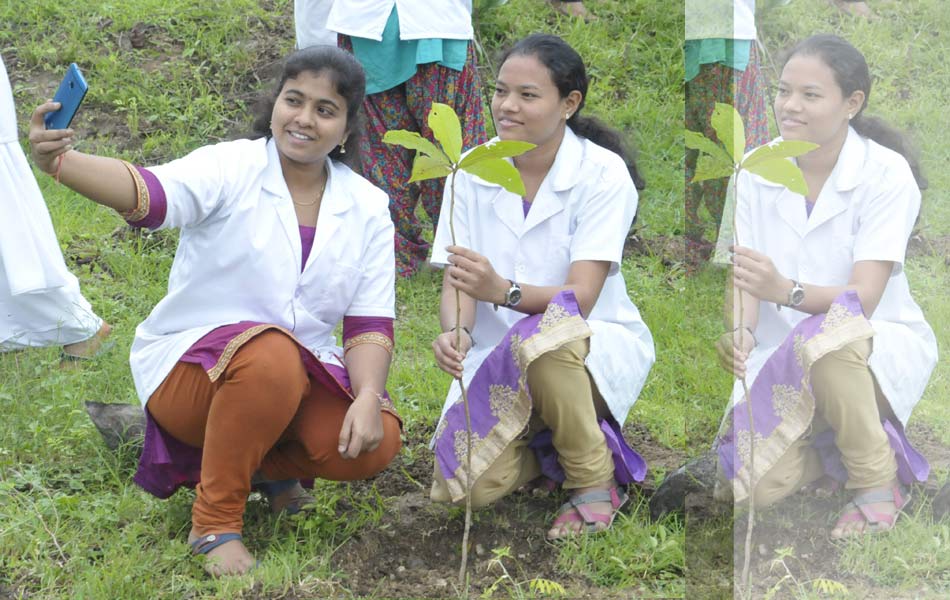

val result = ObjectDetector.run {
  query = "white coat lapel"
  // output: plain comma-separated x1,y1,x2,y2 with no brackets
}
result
307,159,352,269
262,140,302,273
803,127,864,236
772,184,806,238
523,128,582,235
487,183,523,237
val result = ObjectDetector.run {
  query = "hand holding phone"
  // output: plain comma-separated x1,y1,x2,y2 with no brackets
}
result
44,63,88,130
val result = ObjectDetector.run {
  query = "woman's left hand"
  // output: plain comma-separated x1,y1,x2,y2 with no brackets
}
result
337,391,384,459
732,245,791,304
445,245,508,304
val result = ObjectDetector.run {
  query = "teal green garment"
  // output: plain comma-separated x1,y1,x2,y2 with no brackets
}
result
350,7,469,94
684,38,753,82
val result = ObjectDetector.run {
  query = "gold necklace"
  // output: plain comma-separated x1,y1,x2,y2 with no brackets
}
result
292,174,327,207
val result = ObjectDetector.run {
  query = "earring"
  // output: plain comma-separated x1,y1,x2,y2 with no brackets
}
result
565,112,571,120
339,142,346,154
848,113,853,120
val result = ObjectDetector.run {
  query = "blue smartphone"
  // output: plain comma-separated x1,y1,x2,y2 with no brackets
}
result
44,63,88,130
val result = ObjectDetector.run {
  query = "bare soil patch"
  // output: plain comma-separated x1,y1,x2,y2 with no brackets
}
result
333,425,687,599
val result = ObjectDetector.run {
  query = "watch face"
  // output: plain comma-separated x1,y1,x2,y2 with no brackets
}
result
791,288,805,306
507,287,522,306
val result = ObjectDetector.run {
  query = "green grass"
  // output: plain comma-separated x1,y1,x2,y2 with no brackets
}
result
2,0,947,597
0,0,686,598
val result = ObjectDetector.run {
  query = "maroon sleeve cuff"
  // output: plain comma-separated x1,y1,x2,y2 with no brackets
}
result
343,316,394,342
125,166,167,229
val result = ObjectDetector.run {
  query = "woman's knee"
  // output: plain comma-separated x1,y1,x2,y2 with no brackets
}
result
811,339,872,387
228,331,307,395
526,339,589,394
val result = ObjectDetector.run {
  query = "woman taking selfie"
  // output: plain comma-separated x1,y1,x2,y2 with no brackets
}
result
29,46,401,575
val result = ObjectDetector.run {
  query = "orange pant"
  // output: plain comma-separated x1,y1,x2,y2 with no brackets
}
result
147,331,401,535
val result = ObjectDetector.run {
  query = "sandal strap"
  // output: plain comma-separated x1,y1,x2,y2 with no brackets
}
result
852,484,907,509
190,532,242,556
569,486,629,527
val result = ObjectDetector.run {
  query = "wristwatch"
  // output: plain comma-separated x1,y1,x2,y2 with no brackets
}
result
494,280,522,310
786,280,805,308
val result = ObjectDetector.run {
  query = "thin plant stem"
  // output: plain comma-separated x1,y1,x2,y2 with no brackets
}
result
731,172,756,598
447,169,475,588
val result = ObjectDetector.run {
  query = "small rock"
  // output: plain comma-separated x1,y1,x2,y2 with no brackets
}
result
934,482,950,521
649,449,719,520
475,543,485,556
758,544,768,557
85,401,146,451
434,578,448,588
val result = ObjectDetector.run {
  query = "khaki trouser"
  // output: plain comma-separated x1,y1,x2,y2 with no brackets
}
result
431,339,615,508
752,338,898,508
148,330,401,535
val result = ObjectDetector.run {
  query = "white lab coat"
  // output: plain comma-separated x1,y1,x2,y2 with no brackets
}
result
733,128,938,426
326,0,473,41
130,137,395,406
294,0,338,49
430,128,655,427
0,54,102,349
685,0,757,41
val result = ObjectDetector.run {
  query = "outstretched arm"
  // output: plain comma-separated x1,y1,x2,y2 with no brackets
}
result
28,100,136,212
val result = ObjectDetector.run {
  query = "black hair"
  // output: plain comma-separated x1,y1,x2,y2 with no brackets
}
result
784,34,927,190
251,45,365,166
500,34,645,190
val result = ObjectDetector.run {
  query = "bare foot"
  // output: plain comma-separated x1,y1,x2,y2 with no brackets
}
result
830,0,876,19
188,529,257,576
547,0,596,21
547,480,622,540
830,482,905,539
62,322,113,359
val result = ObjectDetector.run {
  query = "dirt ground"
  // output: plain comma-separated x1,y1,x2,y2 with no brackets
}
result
332,423,688,599
685,422,950,600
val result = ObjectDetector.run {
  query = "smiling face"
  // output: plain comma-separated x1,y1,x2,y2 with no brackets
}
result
774,53,864,147
491,54,580,152
270,70,349,168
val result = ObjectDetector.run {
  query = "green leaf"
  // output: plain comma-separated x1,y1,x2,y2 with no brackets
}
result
428,102,463,164
464,157,526,196
685,129,734,168
382,130,449,164
744,158,809,196
691,154,735,183
407,153,453,183
740,140,819,170
458,140,535,169
710,102,745,164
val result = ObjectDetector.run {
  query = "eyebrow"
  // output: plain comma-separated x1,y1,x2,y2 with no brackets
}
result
777,81,825,91
495,80,542,90
283,88,341,109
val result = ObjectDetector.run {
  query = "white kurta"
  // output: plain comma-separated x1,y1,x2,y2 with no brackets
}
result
0,54,102,350
130,137,395,406
734,128,938,426
430,128,655,427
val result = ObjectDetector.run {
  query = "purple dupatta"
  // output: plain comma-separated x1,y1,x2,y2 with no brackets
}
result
717,290,929,502
433,290,647,503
